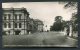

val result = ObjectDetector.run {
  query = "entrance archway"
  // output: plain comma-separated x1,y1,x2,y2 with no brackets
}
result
15,30,21,35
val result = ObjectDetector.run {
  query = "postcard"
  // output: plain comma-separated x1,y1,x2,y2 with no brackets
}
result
2,2,78,47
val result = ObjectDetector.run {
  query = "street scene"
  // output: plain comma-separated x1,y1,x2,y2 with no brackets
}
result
2,2,78,47
3,31,77,47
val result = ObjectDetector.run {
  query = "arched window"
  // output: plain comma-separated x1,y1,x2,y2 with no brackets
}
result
14,23,17,28
19,23,21,28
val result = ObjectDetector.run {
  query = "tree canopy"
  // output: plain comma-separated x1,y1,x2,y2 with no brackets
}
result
50,16,64,31
59,2,77,10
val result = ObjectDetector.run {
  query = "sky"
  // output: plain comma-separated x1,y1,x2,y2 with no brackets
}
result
2,2,77,31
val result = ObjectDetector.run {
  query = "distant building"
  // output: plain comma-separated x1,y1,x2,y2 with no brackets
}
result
28,18,38,33
2,7,30,35
34,19,44,32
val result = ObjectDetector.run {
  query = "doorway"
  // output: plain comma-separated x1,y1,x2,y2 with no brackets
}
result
15,30,21,35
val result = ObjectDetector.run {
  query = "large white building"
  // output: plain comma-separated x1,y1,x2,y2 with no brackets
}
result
2,8,31,35
2,8,44,35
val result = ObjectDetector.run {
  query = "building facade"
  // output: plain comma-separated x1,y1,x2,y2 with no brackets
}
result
27,18,38,33
34,19,44,32
2,8,44,35
2,8,30,35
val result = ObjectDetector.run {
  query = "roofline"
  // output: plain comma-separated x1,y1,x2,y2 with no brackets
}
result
2,7,27,11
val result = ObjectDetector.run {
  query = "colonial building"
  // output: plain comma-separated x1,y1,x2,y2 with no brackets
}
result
2,8,30,35
34,19,44,32
2,8,44,35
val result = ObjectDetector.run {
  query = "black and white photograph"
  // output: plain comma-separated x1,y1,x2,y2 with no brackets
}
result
2,2,78,47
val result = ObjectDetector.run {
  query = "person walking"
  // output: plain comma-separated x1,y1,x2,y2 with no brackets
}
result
66,26,70,36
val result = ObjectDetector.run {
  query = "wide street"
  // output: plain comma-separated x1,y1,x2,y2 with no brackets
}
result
3,31,77,47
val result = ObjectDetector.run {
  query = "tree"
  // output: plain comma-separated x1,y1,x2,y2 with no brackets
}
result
55,16,62,22
59,2,78,37
50,16,64,31
59,2,77,10
71,13,78,32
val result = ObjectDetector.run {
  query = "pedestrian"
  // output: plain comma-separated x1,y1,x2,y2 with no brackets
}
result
66,27,70,36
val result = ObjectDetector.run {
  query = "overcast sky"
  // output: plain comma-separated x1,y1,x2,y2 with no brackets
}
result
2,2,77,31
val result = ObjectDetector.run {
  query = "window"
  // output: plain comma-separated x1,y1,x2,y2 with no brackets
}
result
4,14,7,20
19,23,21,28
14,14,17,20
8,14,11,20
14,23,17,28
4,23,7,28
19,14,22,20
8,31,10,35
8,23,11,28
4,17,7,20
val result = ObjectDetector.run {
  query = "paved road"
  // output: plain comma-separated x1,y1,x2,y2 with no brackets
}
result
3,31,77,47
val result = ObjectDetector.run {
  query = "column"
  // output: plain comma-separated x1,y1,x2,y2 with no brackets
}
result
69,25,72,36
64,27,67,35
